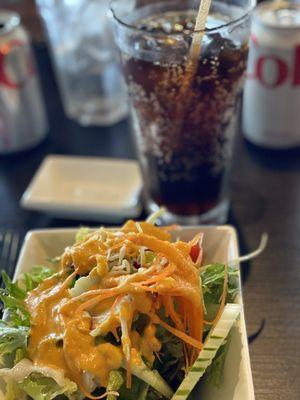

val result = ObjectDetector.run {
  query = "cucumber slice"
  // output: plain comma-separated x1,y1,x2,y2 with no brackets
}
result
172,303,242,400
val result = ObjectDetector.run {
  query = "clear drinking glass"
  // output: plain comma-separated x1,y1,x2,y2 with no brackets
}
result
36,0,128,126
111,0,255,224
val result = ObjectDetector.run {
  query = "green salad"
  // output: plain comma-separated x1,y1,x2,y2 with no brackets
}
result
0,215,265,400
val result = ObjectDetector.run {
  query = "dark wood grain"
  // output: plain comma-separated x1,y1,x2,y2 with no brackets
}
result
230,141,300,399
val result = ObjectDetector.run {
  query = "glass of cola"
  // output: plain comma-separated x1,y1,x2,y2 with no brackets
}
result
111,0,254,224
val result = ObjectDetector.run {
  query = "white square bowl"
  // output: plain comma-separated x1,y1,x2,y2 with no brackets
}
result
13,226,255,400
20,155,143,222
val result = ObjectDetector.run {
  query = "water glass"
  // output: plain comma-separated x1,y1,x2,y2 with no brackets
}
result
36,0,128,126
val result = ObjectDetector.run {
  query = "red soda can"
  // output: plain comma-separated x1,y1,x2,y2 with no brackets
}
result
242,0,300,149
0,10,48,153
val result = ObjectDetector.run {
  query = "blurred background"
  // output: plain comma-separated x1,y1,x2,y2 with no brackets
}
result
3,0,43,41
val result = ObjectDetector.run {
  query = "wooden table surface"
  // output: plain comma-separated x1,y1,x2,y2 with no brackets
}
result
1,2,299,400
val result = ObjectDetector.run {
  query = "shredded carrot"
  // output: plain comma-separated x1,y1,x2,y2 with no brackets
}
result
174,241,191,257
75,268,174,315
189,303,203,363
163,296,199,369
134,264,176,287
161,224,180,232
163,296,184,331
151,313,203,350
119,300,133,389
131,233,200,285
122,220,171,241
138,222,171,241
108,241,126,252
110,294,123,314
59,270,78,292
75,289,123,316
175,298,190,369
47,226,206,394
60,286,122,314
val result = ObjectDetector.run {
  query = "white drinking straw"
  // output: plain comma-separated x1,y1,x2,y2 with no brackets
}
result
189,0,213,63
176,0,213,125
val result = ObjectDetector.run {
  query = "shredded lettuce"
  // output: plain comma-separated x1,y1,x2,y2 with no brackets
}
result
0,359,67,387
144,251,156,265
0,322,28,360
5,380,26,400
75,227,90,243
1,272,26,300
0,360,78,400
22,266,56,292
0,267,78,400
154,324,184,390
19,373,77,400
0,272,30,328
201,263,239,307
0,267,55,329
13,349,26,368
46,257,61,266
